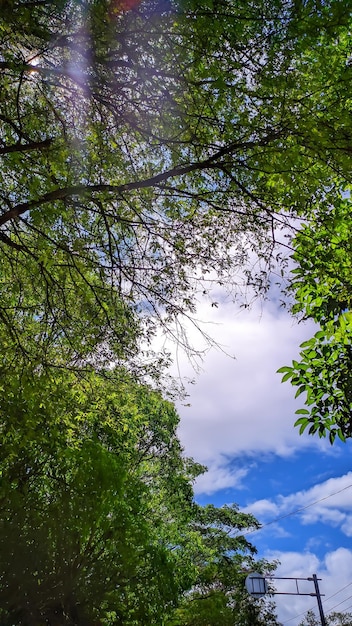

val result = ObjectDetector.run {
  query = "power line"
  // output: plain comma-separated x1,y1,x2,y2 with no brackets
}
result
324,582,352,609
242,481,352,623
244,482,352,536
325,592,352,615
338,602,352,613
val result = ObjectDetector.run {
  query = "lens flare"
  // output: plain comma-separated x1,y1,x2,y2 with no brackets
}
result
109,0,143,16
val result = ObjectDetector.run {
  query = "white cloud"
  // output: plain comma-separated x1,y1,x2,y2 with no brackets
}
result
164,296,322,492
341,516,352,537
243,498,280,519
193,460,249,495
245,472,352,536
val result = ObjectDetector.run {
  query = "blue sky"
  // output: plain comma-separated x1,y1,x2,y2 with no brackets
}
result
163,292,352,625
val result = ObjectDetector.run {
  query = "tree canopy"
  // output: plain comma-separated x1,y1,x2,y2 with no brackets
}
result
3,1,352,624
278,190,352,442
0,365,187,625
166,501,279,626
0,357,276,626
1,0,352,375
299,609,352,626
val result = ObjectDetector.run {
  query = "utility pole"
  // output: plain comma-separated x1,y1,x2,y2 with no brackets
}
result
245,572,327,626
309,574,326,626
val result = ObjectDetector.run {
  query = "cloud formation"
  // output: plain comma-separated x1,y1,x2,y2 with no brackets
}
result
170,296,320,492
159,289,352,626
245,472,352,536
159,286,352,626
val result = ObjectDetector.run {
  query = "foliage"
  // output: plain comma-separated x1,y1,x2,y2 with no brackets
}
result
166,504,280,626
0,365,191,625
4,0,352,619
299,609,352,626
1,1,352,372
278,193,352,441
0,359,271,626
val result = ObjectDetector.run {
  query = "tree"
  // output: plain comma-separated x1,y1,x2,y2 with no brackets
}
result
166,503,280,626
0,356,272,626
0,365,192,625
299,609,352,626
278,192,352,442
328,612,352,626
1,0,352,374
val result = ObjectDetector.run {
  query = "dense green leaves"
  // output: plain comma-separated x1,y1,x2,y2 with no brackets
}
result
279,194,352,441
0,361,271,626
166,503,279,626
0,366,194,625
1,0,352,372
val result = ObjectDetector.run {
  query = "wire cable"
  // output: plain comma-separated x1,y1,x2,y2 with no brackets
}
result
338,602,352,613
325,592,352,615
242,481,352,623
244,482,352,536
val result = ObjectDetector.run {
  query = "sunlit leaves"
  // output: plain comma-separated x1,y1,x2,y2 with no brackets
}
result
167,503,279,626
1,1,352,373
279,193,352,441
0,358,269,626
0,365,196,625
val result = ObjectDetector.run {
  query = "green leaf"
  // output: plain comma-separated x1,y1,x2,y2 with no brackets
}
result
277,366,292,374
295,385,307,398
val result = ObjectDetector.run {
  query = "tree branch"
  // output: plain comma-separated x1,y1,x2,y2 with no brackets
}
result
0,138,52,155
0,132,282,227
